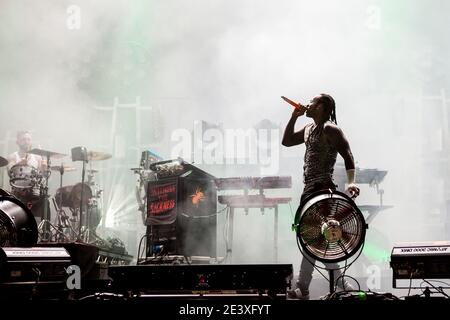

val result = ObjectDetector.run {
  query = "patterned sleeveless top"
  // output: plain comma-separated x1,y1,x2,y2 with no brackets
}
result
303,121,337,185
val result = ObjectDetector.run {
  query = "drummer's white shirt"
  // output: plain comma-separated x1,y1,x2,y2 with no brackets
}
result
9,151,41,169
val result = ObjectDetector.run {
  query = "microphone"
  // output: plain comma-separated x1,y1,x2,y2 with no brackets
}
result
281,96,307,111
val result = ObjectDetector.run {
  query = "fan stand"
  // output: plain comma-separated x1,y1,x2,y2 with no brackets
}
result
328,268,336,295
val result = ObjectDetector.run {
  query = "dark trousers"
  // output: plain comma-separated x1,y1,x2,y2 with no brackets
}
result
300,180,336,203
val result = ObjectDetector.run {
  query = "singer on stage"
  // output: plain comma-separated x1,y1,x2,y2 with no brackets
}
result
282,93,360,299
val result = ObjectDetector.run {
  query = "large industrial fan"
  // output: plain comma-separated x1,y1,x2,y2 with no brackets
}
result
0,191,38,247
293,189,367,294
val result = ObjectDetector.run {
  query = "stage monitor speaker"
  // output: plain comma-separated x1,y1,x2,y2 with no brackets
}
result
145,161,217,259
178,173,217,258
0,246,71,284
390,241,450,288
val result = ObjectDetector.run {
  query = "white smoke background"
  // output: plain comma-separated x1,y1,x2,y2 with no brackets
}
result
0,0,449,296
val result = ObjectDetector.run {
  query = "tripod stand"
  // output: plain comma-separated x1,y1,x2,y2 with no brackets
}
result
86,165,103,237
29,148,67,242
52,164,77,241
37,153,52,241
70,148,99,243
77,158,95,243
70,147,110,243
79,179,104,243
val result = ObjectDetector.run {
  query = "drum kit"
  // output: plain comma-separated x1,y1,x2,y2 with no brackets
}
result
0,148,111,244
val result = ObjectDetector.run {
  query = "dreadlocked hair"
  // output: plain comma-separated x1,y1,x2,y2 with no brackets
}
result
318,93,337,124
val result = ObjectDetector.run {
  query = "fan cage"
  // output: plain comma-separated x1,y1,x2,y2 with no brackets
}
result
295,190,366,264
0,213,17,247
0,194,38,247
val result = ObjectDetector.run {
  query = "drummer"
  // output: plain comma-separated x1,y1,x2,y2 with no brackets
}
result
7,130,47,208
7,130,46,171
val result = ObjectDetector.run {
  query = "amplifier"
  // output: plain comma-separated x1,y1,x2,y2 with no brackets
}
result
390,241,450,288
0,246,71,283
109,264,293,296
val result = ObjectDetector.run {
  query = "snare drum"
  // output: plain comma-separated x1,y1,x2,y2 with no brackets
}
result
9,164,40,189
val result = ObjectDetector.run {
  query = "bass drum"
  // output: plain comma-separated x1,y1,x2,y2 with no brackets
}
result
55,183,92,208
0,189,38,246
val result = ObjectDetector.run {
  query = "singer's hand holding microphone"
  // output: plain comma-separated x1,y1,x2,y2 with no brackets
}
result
281,96,308,118
291,105,306,118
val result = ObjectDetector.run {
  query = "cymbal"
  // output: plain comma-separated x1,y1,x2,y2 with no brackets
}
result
87,151,112,161
87,169,99,174
0,156,8,168
50,165,77,172
28,148,66,159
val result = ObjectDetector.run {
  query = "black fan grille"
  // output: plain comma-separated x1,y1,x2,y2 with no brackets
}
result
0,211,17,246
298,197,364,262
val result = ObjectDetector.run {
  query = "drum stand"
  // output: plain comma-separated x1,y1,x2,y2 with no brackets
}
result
77,160,100,243
83,165,103,244
37,155,65,242
53,164,76,242
80,206,102,243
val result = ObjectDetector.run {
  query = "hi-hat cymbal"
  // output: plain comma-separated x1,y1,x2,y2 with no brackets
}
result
0,156,8,167
50,164,77,172
87,151,112,161
28,148,66,159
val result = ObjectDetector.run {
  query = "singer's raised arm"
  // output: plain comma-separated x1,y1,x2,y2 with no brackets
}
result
282,112,306,147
